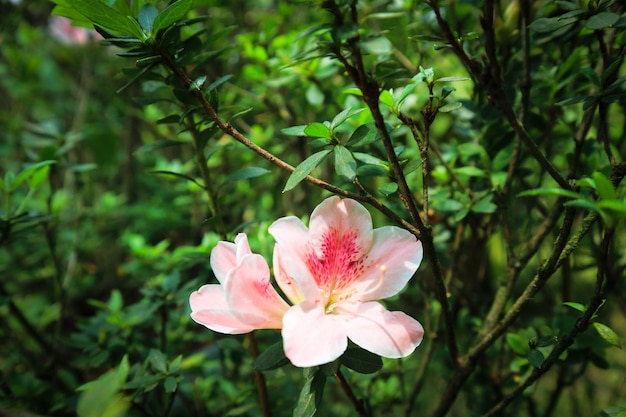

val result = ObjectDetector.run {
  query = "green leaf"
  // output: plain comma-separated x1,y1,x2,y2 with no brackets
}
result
593,322,622,348
253,341,290,371
304,123,332,139
149,170,204,189
190,75,207,91
152,0,193,34
224,167,270,184
164,376,178,393
330,107,364,130
472,194,497,213
282,125,308,136
434,76,470,83
207,74,233,91
148,349,168,373
379,90,395,108
527,349,545,368
601,406,626,417
138,4,158,33
563,301,586,312
517,188,582,199
563,199,600,212
77,356,130,417
529,16,578,33
283,150,331,192
13,160,56,190
135,140,185,154
586,12,619,30
592,172,616,200
293,367,327,417
358,36,392,55
347,124,380,147
536,336,557,348
333,146,357,181
438,102,462,112
506,333,529,356
455,166,487,177
28,165,50,189
378,182,398,196
597,200,626,215
340,347,383,374
66,0,144,38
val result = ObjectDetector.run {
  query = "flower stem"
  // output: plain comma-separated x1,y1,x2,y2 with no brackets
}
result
334,368,368,417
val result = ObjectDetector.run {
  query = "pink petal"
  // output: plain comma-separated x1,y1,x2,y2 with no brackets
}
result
308,197,373,260
210,242,237,284
272,247,305,305
209,233,253,284
225,254,289,328
282,301,349,367
190,284,229,311
339,301,424,358
269,217,320,301
189,285,257,334
352,227,423,301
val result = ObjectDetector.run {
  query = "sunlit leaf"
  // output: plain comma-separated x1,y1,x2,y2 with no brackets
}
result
593,322,622,349
152,0,193,34
333,145,357,181
283,150,331,192
304,122,331,139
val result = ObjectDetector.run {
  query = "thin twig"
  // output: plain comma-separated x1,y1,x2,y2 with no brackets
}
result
481,228,614,417
335,368,369,417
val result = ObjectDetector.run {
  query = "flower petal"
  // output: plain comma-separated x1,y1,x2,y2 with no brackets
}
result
269,216,320,301
352,227,423,301
209,233,250,285
189,285,257,334
308,196,373,260
273,246,306,305
282,301,348,367
226,254,289,328
339,301,424,358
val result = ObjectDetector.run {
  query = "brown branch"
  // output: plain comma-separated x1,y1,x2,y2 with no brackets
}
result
335,368,369,417
481,228,614,417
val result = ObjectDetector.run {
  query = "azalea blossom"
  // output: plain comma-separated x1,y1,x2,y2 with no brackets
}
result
269,196,424,367
190,233,289,334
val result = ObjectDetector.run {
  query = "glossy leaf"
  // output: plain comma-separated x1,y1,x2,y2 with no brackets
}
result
138,4,158,33
333,145,357,181
340,347,383,374
304,122,332,139
153,0,193,34
593,322,622,349
283,150,331,192
66,0,144,38
527,349,545,368
253,341,290,371
293,367,326,417
593,172,616,201
586,12,619,30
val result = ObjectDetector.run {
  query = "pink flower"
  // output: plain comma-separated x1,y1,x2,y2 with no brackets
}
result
269,196,424,367
49,16,102,44
190,233,289,334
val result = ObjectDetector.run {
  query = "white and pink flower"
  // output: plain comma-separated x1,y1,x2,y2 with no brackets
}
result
190,234,289,334
190,196,424,367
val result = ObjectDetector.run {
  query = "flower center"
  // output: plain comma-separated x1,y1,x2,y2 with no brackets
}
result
305,226,366,308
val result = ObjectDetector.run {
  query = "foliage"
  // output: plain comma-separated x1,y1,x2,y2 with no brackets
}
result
1,0,625,416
